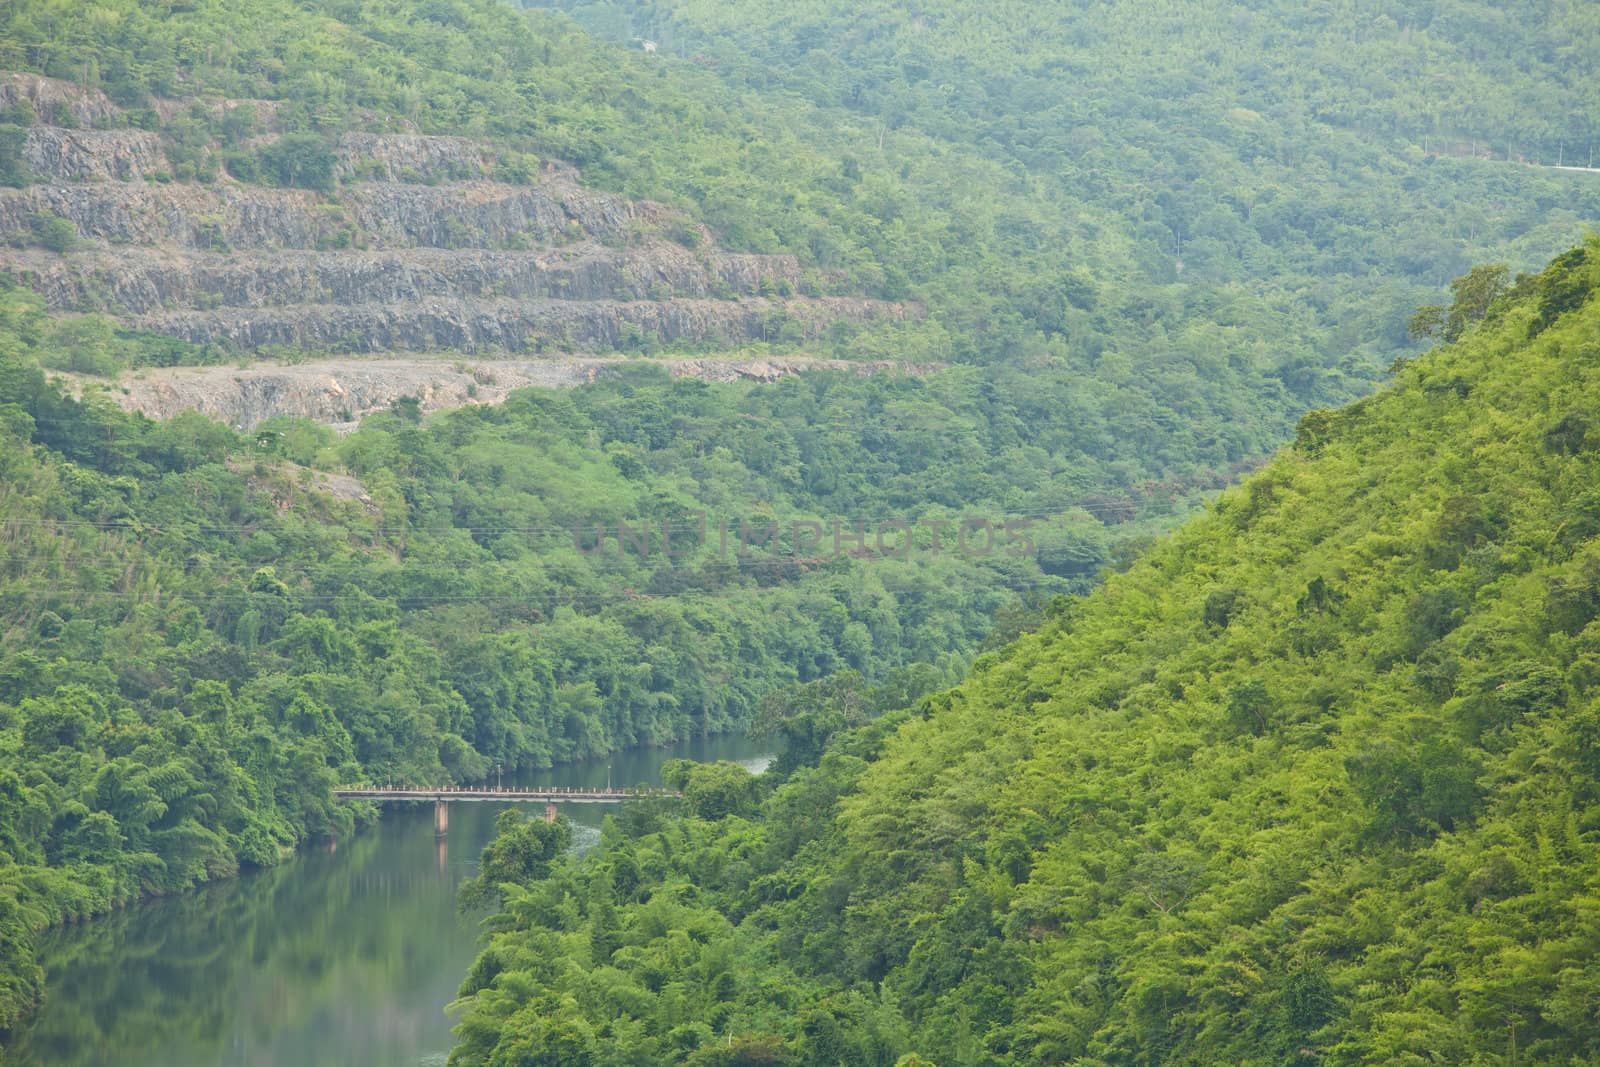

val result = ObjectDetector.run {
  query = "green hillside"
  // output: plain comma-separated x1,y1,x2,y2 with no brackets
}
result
550,0,1600,160
0,0,1597,1059
532,0,1600,341
7,0,1598,405
450,245,1600,1064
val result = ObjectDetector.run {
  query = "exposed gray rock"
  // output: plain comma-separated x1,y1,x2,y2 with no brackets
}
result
24,128,166,182
9,245,805,313
0,71,913,362
133,295,910,353
0,172,678,251
0,182,328,247
716,252,804,295
335,133,490,183
343,175,668,247
73,356,939,430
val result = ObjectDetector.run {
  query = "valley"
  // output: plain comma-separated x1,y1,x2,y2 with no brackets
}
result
0,0,1597,1063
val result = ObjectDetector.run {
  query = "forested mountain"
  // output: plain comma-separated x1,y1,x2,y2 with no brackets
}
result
2,0,1526,507
451,245,1600,1064
4,0,1597,404
0,0,1596,1060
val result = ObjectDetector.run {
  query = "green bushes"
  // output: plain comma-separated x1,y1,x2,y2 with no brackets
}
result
0,124,28,187
253,134,337,193
28,213,76,253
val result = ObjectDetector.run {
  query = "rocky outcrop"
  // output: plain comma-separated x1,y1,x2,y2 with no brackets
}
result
74,356,939,430
131,294,907,353
343,177,668,247
334,133,490,183
657,357,930,384
0,182,330,248
0,73,124,128
0,174,662,250
8,246,807,313
0,71,920,364
23,128,167,182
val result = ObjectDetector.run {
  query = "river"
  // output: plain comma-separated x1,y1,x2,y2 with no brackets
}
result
8,734,774,1067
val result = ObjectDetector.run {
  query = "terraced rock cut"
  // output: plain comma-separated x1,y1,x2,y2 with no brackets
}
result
0,73,915,359
72,355,941,431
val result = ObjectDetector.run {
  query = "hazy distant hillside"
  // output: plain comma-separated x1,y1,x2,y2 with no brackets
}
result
554,0,1600,158
5,0,1592,417
0,0,1468,482
535,0,1600,353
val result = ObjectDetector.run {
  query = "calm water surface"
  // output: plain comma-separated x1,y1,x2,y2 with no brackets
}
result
10,735,773,1067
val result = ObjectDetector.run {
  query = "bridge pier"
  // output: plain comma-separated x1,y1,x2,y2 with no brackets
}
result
434,799,449,836
544,802,558,824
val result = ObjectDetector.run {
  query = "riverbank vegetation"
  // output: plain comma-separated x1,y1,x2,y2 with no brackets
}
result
0,257,1231,1034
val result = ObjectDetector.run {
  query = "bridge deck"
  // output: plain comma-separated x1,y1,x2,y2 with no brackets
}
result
334,787,674,803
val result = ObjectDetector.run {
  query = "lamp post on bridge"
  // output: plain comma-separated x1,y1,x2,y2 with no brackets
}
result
607,763,612,791
496,764,502,791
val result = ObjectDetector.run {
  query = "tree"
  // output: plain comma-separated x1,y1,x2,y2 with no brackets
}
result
1410,263,1511,343
43,316,117,375
459,810,573,907
256,133,337,193
487,1005,597,1067
1225,680,1272,737
661,760,759,820
0,124,28,187
686,1035,795,1066
29,213,76,253
753,671,871,776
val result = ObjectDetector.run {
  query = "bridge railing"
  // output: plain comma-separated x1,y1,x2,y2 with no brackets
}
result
332,785,679,798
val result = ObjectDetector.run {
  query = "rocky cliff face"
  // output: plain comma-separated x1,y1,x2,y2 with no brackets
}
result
23,127,167,182
9,246,805,314
0,72,125,128
0,73,917,367
129,294,903,354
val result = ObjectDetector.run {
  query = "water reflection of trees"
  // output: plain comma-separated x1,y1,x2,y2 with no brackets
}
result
11,815,473,1066
11,740,768,1065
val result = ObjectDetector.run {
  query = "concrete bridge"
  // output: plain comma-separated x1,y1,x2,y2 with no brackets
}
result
333,785,677,834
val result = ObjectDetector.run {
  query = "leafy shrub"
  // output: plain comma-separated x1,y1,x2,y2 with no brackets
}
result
30,213,77,253
255,133,337,193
